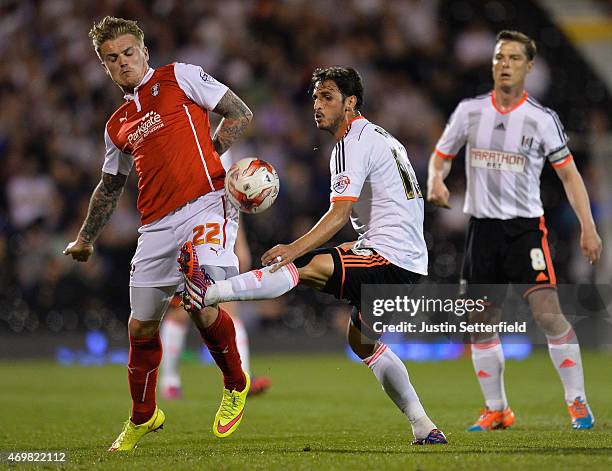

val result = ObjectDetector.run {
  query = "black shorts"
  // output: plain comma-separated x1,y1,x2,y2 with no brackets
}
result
461,216,557,301
294,246,421,340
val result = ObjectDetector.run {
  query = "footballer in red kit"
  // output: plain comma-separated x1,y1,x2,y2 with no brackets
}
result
64,16,253,451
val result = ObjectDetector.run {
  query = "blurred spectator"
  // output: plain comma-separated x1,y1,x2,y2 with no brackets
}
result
454,18,496,69
6,158,58,230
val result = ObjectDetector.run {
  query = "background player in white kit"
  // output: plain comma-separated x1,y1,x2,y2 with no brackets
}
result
63,16,253,450
427,30,602,431
179,66,447,445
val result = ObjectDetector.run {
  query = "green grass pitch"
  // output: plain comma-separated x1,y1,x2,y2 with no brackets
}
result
2,350,611,470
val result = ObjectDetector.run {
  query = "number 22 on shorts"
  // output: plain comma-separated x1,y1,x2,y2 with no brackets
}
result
193,223,221,246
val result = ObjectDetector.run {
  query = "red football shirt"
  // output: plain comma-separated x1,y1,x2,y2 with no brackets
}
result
103,63,228,224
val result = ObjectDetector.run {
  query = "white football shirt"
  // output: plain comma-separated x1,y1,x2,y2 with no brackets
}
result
434,91,573,219
329,116,428,275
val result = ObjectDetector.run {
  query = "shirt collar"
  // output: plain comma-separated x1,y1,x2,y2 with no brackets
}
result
123,67,155,101
342,114,366,138
491,90,528,115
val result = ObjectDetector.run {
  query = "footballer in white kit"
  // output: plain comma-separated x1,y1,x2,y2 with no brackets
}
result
428,30,602,432
329,116,428,276
180,66,447,445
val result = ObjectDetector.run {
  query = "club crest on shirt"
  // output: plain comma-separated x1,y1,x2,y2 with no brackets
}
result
151,83,160,96
521,135,533,152
332,174,351,194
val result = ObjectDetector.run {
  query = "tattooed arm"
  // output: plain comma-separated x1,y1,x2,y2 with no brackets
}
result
63,172,128,262
212,89,253,155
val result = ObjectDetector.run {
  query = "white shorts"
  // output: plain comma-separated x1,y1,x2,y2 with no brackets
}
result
129,190,239,288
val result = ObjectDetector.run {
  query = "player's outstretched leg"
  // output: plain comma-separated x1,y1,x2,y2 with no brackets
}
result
348,322,447,445
178,242,250,437
178,241,298,309
468,335,515,431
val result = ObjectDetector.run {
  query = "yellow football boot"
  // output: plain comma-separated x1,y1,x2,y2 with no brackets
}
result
213,372,250,438
108,407,165,452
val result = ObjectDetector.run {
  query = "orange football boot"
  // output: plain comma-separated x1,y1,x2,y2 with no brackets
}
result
467,407,515,431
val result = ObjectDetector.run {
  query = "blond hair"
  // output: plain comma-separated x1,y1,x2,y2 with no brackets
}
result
89,16,144,58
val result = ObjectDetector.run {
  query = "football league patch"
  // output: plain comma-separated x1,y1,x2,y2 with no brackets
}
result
332,174,351,194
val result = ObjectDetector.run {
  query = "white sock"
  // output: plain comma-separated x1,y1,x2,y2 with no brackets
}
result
159,319,188,389
364,344,436,439
471,335,508,411
233,316,250,375
546,326,586,404
204,264,299,306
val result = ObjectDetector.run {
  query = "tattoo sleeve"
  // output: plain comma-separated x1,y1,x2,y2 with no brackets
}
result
212,89,253,155
79,172,128,243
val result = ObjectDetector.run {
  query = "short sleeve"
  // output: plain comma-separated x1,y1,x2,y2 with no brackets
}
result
434,101,468,159
329,138,369,202
541,110,572,168
102,127,134,175
174,62,229,111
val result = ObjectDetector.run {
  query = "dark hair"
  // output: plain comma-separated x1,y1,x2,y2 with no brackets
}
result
310,66,364,110
496,30,537,61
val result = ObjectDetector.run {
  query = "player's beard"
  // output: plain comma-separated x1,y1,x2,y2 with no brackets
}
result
322,114,344,136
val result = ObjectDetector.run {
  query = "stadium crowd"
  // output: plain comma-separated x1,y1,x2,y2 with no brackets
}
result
0,0,609,336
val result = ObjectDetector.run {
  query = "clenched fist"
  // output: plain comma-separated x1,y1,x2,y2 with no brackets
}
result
63,238,94,262
427,177,451,209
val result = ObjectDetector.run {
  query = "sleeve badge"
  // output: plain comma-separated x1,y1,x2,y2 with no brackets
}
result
332,174,351,194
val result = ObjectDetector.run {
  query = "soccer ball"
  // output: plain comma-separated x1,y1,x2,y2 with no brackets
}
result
224,158,280,214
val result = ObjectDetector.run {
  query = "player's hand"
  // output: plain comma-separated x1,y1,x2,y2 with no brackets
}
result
262,243,300,273
427,178,451,209
580,227,602,265
63,238,94,262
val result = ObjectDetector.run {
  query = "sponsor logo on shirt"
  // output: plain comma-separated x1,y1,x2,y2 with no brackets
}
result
127,110,165,145
332,174,351,194
470,148,526,172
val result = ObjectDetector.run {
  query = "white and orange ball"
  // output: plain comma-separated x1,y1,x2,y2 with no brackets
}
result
224,158,280,214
